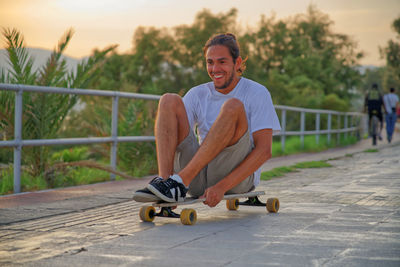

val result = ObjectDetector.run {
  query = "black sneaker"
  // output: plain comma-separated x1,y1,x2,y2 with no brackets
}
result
132,177,162,202
147,177,187,202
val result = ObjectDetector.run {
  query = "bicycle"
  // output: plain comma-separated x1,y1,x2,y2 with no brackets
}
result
370,110,379,146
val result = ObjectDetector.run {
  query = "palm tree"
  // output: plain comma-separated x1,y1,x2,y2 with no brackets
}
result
0,28,116,177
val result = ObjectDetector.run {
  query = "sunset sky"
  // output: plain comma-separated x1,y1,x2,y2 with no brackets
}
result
1,0,399,66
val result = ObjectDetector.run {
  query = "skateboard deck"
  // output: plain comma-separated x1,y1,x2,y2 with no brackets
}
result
139,191,279,226
153,191,266,207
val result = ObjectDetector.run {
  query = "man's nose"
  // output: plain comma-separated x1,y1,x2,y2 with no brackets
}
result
211,63,221,73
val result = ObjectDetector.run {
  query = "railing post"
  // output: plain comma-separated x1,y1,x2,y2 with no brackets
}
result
350,115,354,137
280,109,286,152
110,95,119,180
344,115,348,140
14,89,23,193
300,111,305,148
315,113,320,145
337,114,341,144
327,113,332,144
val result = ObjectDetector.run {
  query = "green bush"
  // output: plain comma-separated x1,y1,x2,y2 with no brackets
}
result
50,167,113,188
51,147,90,163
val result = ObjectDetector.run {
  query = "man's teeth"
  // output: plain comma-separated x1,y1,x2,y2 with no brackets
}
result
214,74,223,78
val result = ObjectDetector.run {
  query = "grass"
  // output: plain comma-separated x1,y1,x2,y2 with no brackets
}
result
0,146,127,195
293,161,332,169
363,148,379,153
271,134,358,157
261,160,332,181
0,167,48,195
0,165,120,195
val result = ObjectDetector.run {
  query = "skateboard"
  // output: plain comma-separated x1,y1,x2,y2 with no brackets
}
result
139,191,279,225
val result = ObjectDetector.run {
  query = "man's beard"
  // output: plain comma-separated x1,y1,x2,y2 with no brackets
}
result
214,70,235,90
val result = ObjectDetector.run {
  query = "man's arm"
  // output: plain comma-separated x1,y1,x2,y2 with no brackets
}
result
383,95,388,113
202,129,272,207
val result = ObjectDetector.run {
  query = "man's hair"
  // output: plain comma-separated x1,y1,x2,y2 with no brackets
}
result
390,87,395,93
203,33,247,75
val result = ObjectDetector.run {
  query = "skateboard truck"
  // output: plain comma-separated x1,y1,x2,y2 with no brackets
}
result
157,207,180,218
240,196,265,206
225,196,279,212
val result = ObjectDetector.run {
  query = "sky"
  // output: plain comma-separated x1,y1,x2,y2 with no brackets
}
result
1,0,399,66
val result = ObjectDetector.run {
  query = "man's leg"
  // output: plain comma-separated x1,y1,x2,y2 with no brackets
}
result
393,113,398,140
386,115,391,142
133,93,190,202
147,98,248,202
205,130,254,196
388,113,396,142
155,93,190,179
178,98,248,186
368,113,372,137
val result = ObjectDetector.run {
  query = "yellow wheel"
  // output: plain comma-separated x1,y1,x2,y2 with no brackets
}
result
266,198,279,213
139,206,156,222
180,208,197,225
226,198,239,210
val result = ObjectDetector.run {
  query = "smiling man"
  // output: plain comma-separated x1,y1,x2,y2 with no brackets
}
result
133,33,281,207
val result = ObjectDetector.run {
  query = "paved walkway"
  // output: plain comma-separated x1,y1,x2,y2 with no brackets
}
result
0,133,399,266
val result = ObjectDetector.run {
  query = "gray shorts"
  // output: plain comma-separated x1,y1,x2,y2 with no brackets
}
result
173,130,255,197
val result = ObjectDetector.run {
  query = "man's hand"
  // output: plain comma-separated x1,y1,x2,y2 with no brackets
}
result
201,185,225,207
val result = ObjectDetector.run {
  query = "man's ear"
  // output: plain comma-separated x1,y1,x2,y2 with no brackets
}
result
235,56,243,73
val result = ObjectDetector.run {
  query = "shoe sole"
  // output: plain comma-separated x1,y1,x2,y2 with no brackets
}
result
147,184,184,203
132,192,160,202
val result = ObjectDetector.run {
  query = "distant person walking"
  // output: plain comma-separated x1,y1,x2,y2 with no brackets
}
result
383,87,399,143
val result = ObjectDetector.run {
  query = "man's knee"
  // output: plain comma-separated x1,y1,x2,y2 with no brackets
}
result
158,93,184,111
220,98,245,116
158,93,190,143
220,98,248,143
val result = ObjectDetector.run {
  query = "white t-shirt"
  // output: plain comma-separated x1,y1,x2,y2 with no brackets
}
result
383,93,399,114
183,77,281,186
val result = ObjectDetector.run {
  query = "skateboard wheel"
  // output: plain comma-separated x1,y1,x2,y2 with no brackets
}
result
266,198,279,213
139,206,156,222
180,208,197,225
226,199,239,210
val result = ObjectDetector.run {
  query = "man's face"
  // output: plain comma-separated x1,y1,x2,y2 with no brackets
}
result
206,45,241,94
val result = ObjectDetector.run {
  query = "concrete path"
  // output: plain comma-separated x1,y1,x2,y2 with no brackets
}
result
0,134,399,266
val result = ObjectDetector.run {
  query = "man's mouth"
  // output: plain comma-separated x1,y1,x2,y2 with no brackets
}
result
213,74,224,79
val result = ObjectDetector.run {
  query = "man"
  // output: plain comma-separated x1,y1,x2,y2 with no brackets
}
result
133,33,281,207
383,87,399,143
364,83,384,141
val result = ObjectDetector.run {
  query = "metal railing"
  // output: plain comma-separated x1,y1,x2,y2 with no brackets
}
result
0,83,366,193
274,105,366,152
1,84,160,193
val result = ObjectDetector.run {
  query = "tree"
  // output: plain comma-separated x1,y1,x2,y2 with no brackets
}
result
173,8,238,70
380,16,400,86
0,28,115,177
243,5,363,110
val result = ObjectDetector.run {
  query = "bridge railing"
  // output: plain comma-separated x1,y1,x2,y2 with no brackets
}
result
0,83,366,193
